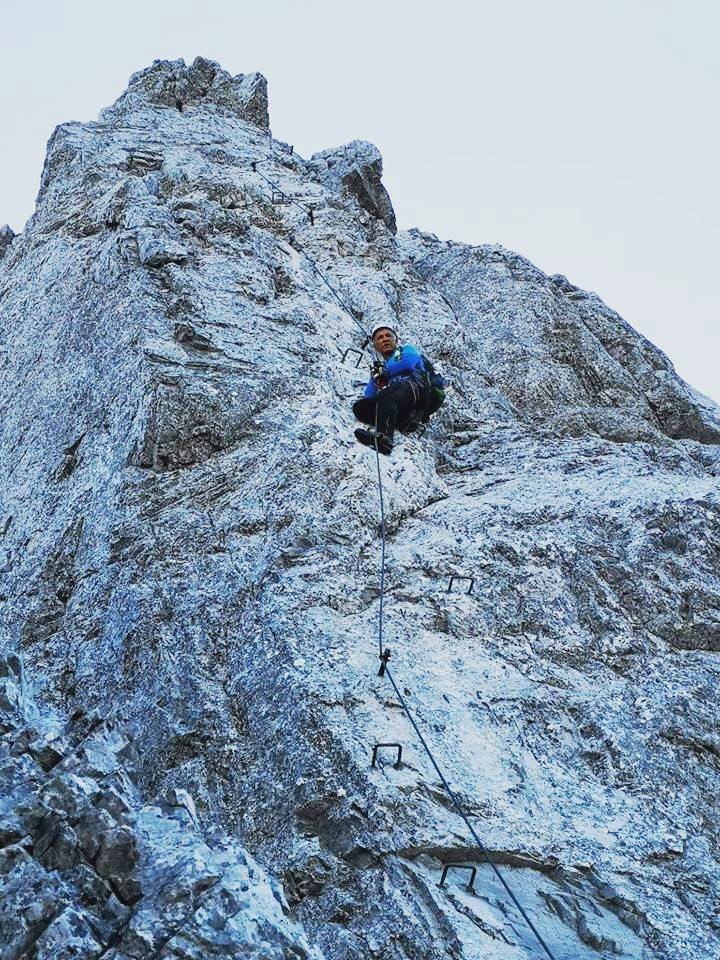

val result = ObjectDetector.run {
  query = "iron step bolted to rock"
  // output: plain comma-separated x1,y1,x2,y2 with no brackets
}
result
370,742,403,769
439,864,478,894
340,346,365,368
251,159,316,223
447,574,475,595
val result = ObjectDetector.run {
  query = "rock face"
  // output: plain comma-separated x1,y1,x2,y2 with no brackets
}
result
398,231,720,445
0,654,318,960
1,56,719,960
309,141,397,234
0,224,14,260
102,57,269,128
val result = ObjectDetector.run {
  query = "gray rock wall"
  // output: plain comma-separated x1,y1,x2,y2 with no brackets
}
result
398,230,720,444
308,141,397,234
0,653,319,959
1,57,719,960
0,225,13,261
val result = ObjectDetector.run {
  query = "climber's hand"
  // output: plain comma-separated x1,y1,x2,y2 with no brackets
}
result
371,360,388,388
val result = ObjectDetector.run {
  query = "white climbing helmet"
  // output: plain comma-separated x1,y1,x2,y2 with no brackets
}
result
370,323,397,340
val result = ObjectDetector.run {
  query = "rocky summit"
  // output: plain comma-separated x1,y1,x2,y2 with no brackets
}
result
0,56,719,960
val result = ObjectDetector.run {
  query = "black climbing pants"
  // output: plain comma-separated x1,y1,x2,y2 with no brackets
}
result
352,380,428,441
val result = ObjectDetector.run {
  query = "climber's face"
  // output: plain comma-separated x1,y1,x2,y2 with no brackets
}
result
372,328,397,358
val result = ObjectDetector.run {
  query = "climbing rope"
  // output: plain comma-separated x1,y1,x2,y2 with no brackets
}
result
370,438,558,960
250,158,372,351
250,156,558,960
289,234,370,344
373,405,387,660
251,161,318,227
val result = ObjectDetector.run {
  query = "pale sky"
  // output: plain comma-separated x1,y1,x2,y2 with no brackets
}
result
2,1,717,403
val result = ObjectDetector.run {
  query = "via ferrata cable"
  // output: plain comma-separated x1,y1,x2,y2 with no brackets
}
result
370,416,558,960
254,153,558,960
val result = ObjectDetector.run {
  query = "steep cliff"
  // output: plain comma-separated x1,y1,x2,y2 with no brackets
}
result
1,57,719,960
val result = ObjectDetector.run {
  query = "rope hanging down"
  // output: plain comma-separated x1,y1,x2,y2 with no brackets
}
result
373,406,388,661
291,236,370,344
371,437,558,960
252,153,558,960
250,159,370,344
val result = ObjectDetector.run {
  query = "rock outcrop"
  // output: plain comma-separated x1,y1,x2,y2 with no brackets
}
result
309,141,397,234
1,57,719,960
398,230,720,445
0,224,14,261
0,654,319,959
102,56,269,128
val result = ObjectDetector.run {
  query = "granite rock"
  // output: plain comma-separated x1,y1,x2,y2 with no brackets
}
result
102,56,269,129
0,656,321,958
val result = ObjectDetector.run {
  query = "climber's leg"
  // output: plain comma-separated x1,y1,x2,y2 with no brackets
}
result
352,397,377,426
354,427,393,455
375,381,417,442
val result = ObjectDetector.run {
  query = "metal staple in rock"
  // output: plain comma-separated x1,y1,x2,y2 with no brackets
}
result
251,160,315,225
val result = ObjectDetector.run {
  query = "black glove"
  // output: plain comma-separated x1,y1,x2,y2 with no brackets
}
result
371,360,388,389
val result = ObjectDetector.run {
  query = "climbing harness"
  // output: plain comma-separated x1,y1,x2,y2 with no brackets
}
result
248,153,559,960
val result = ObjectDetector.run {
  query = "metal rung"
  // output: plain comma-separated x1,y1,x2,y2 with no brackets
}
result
447,575,475,595
340,347,364,368
439,863,477,892
371,742,402,769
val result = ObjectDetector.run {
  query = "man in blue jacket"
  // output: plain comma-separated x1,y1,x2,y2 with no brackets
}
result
352,324,429,455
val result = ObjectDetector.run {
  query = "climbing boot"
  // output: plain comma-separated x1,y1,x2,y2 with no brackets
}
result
354,427,393,455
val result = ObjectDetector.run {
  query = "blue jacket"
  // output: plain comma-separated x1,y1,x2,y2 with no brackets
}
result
363,344,426,399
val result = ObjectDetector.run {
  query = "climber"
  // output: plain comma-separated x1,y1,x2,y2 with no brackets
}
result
352,324,430,455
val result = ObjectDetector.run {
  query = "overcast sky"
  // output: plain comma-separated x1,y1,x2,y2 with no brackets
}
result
2,1,717,402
